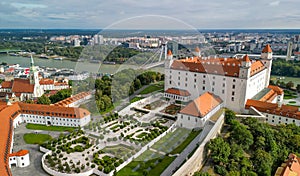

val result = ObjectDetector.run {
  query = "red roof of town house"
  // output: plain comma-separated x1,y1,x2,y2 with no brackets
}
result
245,99,300,120
11,78,34,93
1,81,13,89
268,85,284,95
262,44,272,53
171,57,266,78
275,153,300,176
167,50,172,56
165,88,191,96
39,79,54,85
8,150,29,157
180,92,222,117
294,52,300,55
195,47,200,52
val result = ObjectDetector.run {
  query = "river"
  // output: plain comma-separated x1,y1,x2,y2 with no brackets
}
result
0,54,138,74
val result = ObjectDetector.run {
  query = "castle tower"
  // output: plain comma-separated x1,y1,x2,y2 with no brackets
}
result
239,55,251,79
261,44,273,87
192,47,201,57
165,50,173,69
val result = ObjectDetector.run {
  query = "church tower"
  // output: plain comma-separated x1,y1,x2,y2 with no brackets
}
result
29,55,44,98
29,55,39,85
260,44,273,87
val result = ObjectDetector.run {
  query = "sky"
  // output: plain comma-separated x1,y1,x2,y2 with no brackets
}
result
1,0,300,29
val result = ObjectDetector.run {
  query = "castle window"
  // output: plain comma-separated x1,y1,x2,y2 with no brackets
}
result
202,86,205,90
232,85,235,89
232,91,235,96
233,79,236,82
194,79,197,83
222,90,225,94
203,75,206,78
231,97,234,101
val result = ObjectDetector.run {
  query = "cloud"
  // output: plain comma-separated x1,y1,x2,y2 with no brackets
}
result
269,1,280,6
0,0,299,29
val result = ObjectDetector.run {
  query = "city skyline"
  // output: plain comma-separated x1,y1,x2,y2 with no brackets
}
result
1,0,300,29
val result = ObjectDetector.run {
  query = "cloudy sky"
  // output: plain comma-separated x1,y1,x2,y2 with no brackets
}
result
1,0,300,29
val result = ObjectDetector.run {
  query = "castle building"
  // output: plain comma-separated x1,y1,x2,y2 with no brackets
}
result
165,45,274,113
164,45,299,129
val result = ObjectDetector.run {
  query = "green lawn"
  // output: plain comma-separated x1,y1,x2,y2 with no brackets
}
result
102,144,134,158
26,124,75,132
151,128,191,153
139,81,164,95
117,150,175,176
130,97,145,103
169,129,201,154
23,133,52,145
271,76,300,88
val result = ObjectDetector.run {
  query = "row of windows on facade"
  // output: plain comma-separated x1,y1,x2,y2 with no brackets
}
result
22,114,79,121
266,114,297,122
169,70,239,80
22,111,77,118
266,119,296,125
9,157,24,160
180,115,203,122
170,74,237,82
169,81,236,101
26,119,79,126
164,93,188,101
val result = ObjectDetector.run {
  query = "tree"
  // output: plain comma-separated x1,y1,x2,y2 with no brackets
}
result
286,81,294,89
194,172,211,176
252,149,273,176
230,122,253,150
208,137,231,165
225,109,236,125
25,99,34,104
37,95,51,105
296,84,300,93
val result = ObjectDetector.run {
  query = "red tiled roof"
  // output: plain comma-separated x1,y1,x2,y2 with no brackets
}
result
262,44,272,53
54,92,91,107
268,85,284,95
165,88,191,96
245,99,300,119
11,78,34,93
180,92,222,117
167,50,172,56
243,55,251,62
39,79,54,85
259,89,277,103
170,57,266,77
0,101,90,175
275,153,300,176
19,102,90,119
195,47,200,52
9,150,29,157
250,60,265,76
1,81,12,89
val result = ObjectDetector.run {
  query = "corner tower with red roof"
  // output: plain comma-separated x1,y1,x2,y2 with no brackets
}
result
261,44,273,87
